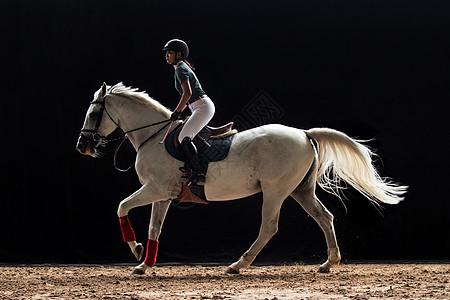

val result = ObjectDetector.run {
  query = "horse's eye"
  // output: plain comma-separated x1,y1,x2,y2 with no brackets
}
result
89,111,98,118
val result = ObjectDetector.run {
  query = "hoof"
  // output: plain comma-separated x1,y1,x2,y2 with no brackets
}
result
133,243,144,261
225,267,240,274
131,267,146,275
318,247,341,273
318,265,331,273
318,260,336,273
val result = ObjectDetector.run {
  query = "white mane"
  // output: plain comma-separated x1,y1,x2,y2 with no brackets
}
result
108,82,171,117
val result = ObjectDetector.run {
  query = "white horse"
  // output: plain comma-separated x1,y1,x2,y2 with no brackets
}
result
77,82,407,275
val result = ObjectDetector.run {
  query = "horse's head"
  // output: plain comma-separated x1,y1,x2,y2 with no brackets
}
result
76,82,119,157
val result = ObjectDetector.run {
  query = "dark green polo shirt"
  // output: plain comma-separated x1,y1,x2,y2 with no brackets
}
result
174,61,205,103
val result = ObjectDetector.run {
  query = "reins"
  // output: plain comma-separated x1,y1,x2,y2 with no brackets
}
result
123,119,172,136
112,120,172,172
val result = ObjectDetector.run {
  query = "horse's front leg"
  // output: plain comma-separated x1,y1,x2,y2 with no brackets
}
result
132,200,171,275
116,184,167,265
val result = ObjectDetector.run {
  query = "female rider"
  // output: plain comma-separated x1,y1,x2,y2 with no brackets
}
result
163,39,215,185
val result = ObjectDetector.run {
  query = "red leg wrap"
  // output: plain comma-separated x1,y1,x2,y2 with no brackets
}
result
119,216,136,242
144,239,159,267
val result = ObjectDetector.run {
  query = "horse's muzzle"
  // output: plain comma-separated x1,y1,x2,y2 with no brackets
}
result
76,134,93,155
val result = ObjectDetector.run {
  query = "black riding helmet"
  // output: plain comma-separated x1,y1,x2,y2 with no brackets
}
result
162,39,189,61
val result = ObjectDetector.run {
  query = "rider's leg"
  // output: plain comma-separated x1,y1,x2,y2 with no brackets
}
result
178,96,215,184
180,136,206,183
178,95,215,143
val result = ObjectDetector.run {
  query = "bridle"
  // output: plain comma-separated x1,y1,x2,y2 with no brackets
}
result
79,95,172,171
80,97,121,147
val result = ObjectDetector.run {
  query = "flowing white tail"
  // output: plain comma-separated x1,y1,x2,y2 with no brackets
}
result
306,128,407,206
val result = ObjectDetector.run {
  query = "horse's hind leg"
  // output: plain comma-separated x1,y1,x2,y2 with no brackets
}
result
226,187,286,274
290,171,341,273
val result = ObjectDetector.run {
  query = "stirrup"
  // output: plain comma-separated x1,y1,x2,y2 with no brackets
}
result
187,173,205,186
179,166,191,178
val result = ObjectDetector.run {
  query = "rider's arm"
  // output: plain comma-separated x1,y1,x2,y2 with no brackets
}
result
175,80,192,112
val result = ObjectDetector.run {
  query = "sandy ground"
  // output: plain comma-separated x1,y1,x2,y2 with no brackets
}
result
0,263,449,299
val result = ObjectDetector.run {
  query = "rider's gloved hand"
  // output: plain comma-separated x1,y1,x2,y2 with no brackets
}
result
170,110,182,121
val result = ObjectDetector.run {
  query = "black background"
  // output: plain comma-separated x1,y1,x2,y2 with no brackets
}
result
1,0,448,264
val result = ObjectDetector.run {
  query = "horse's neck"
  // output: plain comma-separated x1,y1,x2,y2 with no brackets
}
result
110,96,168,151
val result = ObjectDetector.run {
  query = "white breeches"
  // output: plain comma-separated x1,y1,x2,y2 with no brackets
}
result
178,95,215,144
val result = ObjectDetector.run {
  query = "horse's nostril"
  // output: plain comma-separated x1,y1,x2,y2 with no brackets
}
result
76,138,86,153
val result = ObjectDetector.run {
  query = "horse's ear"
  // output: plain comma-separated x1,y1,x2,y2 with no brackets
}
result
101,82,107,98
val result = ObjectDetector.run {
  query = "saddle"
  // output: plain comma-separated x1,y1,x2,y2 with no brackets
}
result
165,120,238,204
165,120,237,163
173,122,236,150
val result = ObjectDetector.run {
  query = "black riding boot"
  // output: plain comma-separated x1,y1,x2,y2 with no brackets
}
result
180,137,206,185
